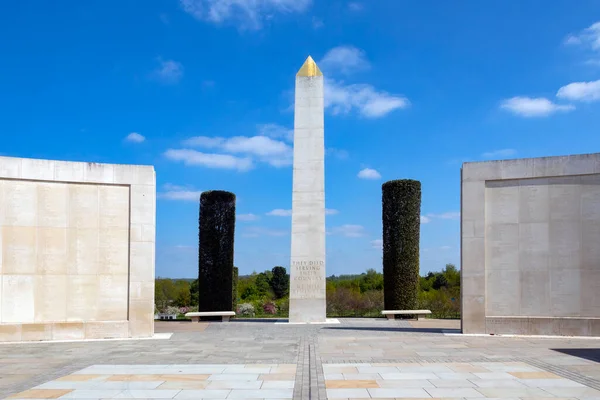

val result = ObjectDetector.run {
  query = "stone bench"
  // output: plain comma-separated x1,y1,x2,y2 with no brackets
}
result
185,311,235,322
382,309,432,320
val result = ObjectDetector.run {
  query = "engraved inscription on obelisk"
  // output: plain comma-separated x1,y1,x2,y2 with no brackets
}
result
289,56,326,323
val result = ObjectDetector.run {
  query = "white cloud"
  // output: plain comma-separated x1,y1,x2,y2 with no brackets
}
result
500,96,575,117
164,149,253,171
238,213,259,221
180,0,312,30
329,224,365,237
370,238,383,249
158,184,202,201
151,59,183,84
320,45,370,75
266,208,292,216
565,21,600,51
257,123,293,142
326,79,409,117
440,245,452,250
325,208,339,215
125,132,145,143
481,149,517,159
242,226,288,237
357,168,381,180
557,79,600,102
423,212,460,221
183,134,293,167
348,2,363,11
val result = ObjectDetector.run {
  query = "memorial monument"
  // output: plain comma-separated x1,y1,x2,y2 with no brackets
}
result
288,56,327,323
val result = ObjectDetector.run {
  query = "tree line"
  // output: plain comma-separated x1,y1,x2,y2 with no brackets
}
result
155,263,460,319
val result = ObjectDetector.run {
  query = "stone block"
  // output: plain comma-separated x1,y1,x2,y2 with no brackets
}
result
37,227,68,274
485,223,519,271
1,180,37,226
485,181,519,224
34,275,67,322
548,221,581,270
461,274,484,297
130,224,143,242
461,295,485,333
21,158,55,180
501,158,535,180
129,300,154,337
581,178,600,221
461,237,484,277
66,275,98,321
141,224,155,242
0,324,21,341
2,226,37,274
462,181,486,221
130,185,155,225
590,319,600,336
98,228,129,274
462,161,502,182
549,177,582,221
98,185,130,228
486,270,520,316
2,275,35,323
0,156,21,178
518,223,549,271
37,182,68,227
67,228,99,275
486,317,529,335
96,275,128,321
129,281,154,302
113,164,155,185
528,317,561,335
559,318,591,336
52,322,85,340
581,221,600,270
550,269,581,316
129,241,155,282
68,184,99,229
54,161,85,182
519,178,549,223
83,162,114,183
520,270,550,316
85,321,129,339
21,323,53,341
581,269,600,317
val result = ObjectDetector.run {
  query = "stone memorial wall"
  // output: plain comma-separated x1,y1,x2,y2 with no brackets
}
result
0,156,155,341
461,153,600,336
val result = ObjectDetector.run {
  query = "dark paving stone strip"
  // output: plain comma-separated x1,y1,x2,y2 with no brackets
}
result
519,357,600,391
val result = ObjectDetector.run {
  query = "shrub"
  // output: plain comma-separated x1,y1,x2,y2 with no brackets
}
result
238,303,255,317
198,190,236,312
263,301,278,315
276,298,289,314
165,306,180,315
382,179,421,311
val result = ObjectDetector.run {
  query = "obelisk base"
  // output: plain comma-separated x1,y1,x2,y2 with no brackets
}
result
289,298,326,324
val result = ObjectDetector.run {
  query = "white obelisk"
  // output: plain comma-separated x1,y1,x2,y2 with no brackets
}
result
289,56,326,323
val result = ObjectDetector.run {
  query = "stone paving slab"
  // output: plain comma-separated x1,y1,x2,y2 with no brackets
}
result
2,318,600,399
6,364,296,399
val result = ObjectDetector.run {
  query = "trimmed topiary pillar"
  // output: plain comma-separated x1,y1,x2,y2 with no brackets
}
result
232,266,239,315
198,190,236,313
382,179,421,312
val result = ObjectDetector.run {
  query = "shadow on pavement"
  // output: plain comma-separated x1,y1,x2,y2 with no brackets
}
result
323,326,461,334
552,348,600,363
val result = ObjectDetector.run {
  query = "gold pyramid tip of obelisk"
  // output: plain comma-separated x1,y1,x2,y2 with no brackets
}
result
296,55,323,77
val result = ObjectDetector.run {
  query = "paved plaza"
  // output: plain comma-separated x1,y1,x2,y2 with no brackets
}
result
1,318,600,399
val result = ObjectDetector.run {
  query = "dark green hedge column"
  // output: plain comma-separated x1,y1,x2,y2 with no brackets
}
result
232,266,239,315
198,190,236,312
382,179,421,311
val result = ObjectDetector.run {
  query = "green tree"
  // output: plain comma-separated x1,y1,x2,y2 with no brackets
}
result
270,266,289,299
190,279,199,306
255,272,272,297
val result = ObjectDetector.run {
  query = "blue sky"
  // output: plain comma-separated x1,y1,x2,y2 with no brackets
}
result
1,1,600,278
